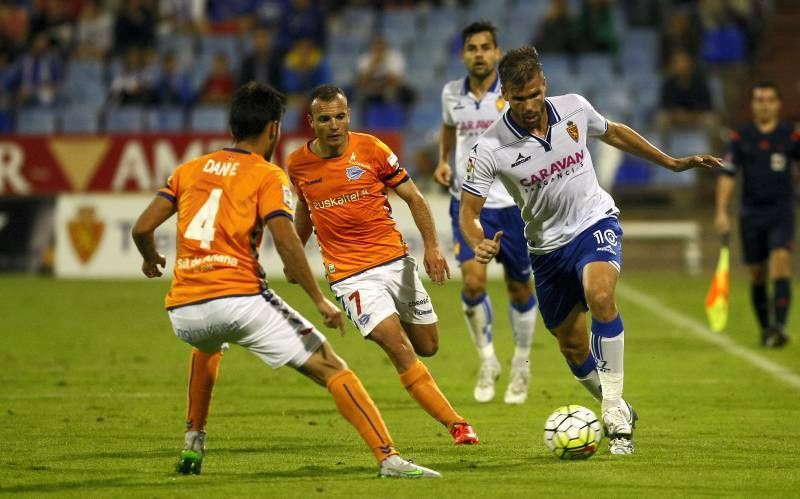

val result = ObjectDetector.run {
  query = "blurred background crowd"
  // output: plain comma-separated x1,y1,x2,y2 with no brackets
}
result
0,0,795,192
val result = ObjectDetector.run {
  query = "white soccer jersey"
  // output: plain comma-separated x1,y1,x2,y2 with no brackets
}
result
442,75,515,208
463,93,619,254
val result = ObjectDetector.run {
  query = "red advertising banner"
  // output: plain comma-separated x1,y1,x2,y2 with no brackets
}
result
0,132,403,195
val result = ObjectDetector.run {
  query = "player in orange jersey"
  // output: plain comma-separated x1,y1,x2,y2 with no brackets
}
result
287,84,478,445
131,82,440,478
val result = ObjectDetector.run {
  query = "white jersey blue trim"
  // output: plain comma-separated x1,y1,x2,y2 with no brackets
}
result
463,93,618,254
442,73,515,208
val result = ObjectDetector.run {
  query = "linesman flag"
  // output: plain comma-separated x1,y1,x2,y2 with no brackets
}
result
705,236,730,332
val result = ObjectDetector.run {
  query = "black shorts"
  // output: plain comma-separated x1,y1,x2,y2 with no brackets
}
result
739,206,795,264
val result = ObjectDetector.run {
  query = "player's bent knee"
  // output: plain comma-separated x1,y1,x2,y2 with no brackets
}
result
559,344,588,366
414,340,439,357
462,279,486,299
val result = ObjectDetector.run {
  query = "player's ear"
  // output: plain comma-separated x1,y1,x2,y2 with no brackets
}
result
266,120,280,140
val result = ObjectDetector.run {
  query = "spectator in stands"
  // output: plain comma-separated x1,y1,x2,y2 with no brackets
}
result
29,0,74,56
698,0,750,127
355,36,415,126
655,50,721,152
282,37,329,102
659,9,701,68
0,50,18,129
16,32,62,107
151,51,194,107
200,52,234,105
158,0,208,34
276,0,325,52
532,0,577,54
239,25,283,91
0,0,30,59
113,0,156,56
75,0,113,60
108,47,155,106
576,0,618,53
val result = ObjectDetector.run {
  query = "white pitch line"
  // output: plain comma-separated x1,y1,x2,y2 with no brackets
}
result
617,283,800,390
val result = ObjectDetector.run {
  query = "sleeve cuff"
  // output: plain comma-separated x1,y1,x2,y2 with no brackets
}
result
264,210,294,222
461,184,485,197
157,191,176,203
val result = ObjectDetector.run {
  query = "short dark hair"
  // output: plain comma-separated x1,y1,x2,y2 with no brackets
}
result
309,84,347,105
498,46,542,90
462,20,498,47
229,82,285,142
752,81,782,99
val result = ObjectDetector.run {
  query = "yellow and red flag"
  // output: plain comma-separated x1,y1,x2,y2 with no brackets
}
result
705,239,730,332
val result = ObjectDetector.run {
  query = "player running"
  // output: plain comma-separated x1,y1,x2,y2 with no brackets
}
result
459,46,723,455
131,82,440,478
287,84,478,445
435,21,538,404
715,82,800,347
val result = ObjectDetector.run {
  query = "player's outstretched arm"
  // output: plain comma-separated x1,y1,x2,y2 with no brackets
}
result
459,191,501,264
393,178,451,284
131,195,176,278
434,124,457,187
267,214,344,334
600,121,724,172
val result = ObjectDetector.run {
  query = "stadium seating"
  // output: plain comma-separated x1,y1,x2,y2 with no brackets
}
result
60,105,100,134
16,107,57,134
105,106,145,133
189,105,228,133
147,107,186,132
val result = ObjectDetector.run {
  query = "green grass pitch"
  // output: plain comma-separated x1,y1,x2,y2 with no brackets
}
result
1,272,799,498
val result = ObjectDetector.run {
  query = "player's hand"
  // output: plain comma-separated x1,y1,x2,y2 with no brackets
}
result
433,161,452,187
316,297,345,336
474,231,502,264
673,155,724,172
141,254,166,278
283,267,298,284
423,246,451,285
714,212,731,236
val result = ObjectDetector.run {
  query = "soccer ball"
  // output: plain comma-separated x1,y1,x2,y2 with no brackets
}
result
543,405,603,460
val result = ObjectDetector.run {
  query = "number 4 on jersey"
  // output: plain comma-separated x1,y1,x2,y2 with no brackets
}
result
185,188,222,249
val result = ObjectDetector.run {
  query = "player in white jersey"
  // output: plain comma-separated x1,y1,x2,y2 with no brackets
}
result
460,46,723,455
435,21,538,405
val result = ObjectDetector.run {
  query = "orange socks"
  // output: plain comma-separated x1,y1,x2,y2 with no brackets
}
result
186,348,222,433
399,359,462,429
327,369,397,462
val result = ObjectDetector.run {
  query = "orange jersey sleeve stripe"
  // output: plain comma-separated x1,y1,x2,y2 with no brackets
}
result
163,148,294,309
287,133,408,282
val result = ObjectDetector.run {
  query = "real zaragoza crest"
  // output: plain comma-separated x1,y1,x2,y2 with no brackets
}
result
68,206,104,264
567,121,579,142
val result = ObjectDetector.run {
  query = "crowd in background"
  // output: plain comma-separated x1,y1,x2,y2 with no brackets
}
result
0,0,777,179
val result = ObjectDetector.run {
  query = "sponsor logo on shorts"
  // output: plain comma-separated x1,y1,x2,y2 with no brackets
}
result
174,321,240,342
357,313,371,327
407,297,430,307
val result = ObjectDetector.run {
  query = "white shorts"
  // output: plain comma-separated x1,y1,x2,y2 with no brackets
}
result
167,290,326,369
331,256,438,336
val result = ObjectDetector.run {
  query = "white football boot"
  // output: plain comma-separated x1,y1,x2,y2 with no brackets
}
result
503,359,529,405
378,455,441,478
474,359,501,403
603,401,637,455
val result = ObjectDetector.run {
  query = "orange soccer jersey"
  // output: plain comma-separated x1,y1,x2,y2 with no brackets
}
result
159,147,294,308
287,132,410,283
